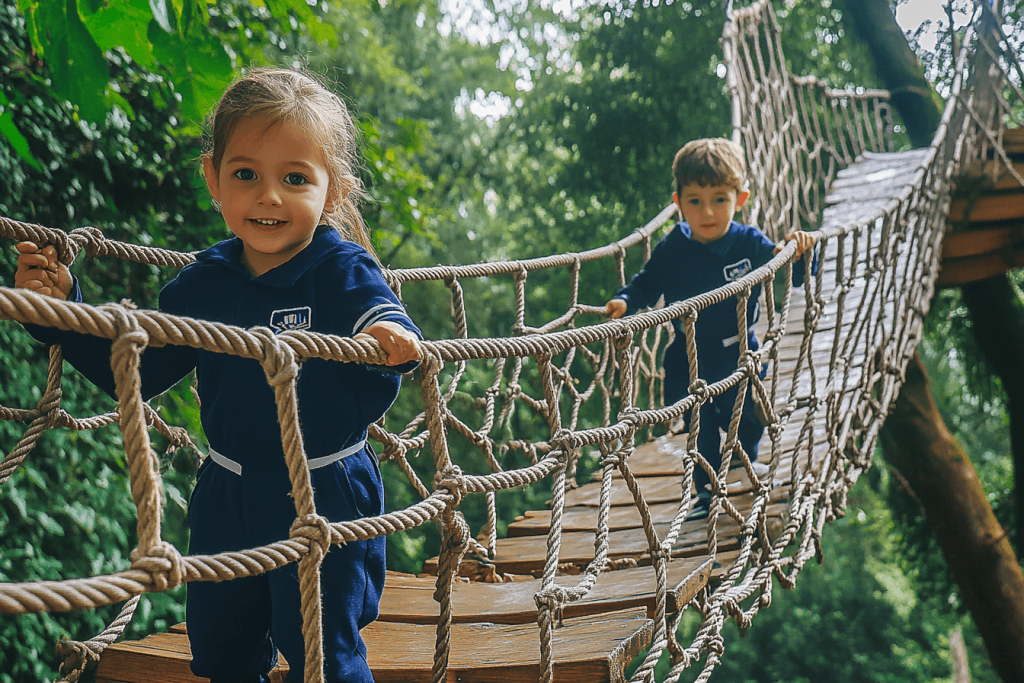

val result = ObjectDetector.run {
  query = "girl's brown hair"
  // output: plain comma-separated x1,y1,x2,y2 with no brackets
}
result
203,68,374,256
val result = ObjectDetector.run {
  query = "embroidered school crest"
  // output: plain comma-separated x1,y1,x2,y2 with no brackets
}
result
723,259,753,281
270,307,312,333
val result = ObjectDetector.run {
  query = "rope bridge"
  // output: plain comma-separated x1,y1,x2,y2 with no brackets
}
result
1,1,1020,681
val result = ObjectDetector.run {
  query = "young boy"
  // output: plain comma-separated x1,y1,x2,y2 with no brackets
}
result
605,138,817,520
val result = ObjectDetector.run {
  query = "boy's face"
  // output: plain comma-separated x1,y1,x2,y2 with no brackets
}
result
204,116,331,277
674,184,750,244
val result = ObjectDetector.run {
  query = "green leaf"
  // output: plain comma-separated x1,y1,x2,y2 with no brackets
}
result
46,0,110,124
81,0,157,68
0,94,42,171
148,0,172,33
149,23,233,125
179,0,207,39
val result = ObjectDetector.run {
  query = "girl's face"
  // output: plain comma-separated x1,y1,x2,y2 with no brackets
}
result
204,116,332,277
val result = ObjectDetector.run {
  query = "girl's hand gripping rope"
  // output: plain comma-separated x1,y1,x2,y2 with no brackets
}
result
14,242,72,300
358,320,422,366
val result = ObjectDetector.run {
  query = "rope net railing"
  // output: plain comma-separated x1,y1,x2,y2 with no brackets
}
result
0,2,1018,683
723,0,896,242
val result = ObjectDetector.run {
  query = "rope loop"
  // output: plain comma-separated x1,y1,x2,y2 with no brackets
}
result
101,302,149,355
129,541,185,593
649,546,671,563
56,638,96,683
739,350,761,378
251,327,300,388
290,513,337,558
434,464,467,508
534,586,569,613
600,452,622,469
68,226,106,259
680,303,698,325
688,378,711,403
36,387,63,423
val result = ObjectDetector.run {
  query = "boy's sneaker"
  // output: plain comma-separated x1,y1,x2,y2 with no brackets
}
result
686,491,712,521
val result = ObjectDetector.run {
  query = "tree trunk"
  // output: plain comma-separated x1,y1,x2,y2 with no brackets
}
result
838,0,943,147
881,354,1024,682
961,276,1024,542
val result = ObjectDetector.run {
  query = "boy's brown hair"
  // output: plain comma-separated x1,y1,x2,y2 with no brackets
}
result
672,138,746,195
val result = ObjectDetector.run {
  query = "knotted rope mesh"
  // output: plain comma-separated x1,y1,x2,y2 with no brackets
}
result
1,2,1020,682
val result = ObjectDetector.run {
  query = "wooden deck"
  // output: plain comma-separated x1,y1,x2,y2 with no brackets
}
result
93,148,935,683
939,126,1024,286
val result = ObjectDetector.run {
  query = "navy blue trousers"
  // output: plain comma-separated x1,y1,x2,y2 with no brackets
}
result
186,448,385,682
663,343,765,494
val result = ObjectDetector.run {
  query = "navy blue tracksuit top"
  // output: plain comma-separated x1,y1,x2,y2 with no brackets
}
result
28,226,420,681
614,220,812,388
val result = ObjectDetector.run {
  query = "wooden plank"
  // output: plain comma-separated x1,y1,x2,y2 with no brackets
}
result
937,246,1024,286
948,192,1024,223
509,488,791,536
100,609,655,683
959,160,1024,190
942,225,1024,259
96,632,290,683
426,505,787,576
1002,126,1024,155
379,557,712,624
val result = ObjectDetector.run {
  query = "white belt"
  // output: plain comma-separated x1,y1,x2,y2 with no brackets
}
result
208,439,367,476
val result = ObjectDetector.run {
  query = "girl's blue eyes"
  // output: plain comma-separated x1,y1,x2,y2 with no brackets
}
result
230,169,309,186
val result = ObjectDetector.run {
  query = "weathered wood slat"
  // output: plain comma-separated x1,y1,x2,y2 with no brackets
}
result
425,505,788,576
97,608,655,683
509,489,791,536
379,557,712,624
938,245,1024,286
948,192,1024,223
942,225,1024,259
959,160,1024,190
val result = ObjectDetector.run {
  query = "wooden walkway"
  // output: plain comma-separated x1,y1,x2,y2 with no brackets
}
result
94,149,933,683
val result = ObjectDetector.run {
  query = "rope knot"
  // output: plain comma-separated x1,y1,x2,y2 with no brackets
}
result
36,387,63,420
680,304,698,324
688,379,711,403
434,465,467,508
551,428,579,454
130,541,185,592
56,638,97,683
102,302,148,355
68,226,105,259
649,546,671,563
251,328,300,387
534,586,569,613
739,350,761,377
290,513,336,558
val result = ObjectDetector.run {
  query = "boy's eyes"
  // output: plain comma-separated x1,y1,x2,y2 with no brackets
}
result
284,172,308,186
233,168,257,181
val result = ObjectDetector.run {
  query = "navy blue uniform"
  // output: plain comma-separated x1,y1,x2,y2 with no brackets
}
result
29,227,420,682
614,221,811,492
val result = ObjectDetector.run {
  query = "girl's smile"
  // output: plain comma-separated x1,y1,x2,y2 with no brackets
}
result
203,116,332,277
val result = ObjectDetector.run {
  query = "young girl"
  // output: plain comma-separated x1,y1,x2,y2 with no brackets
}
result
15,68,421,683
